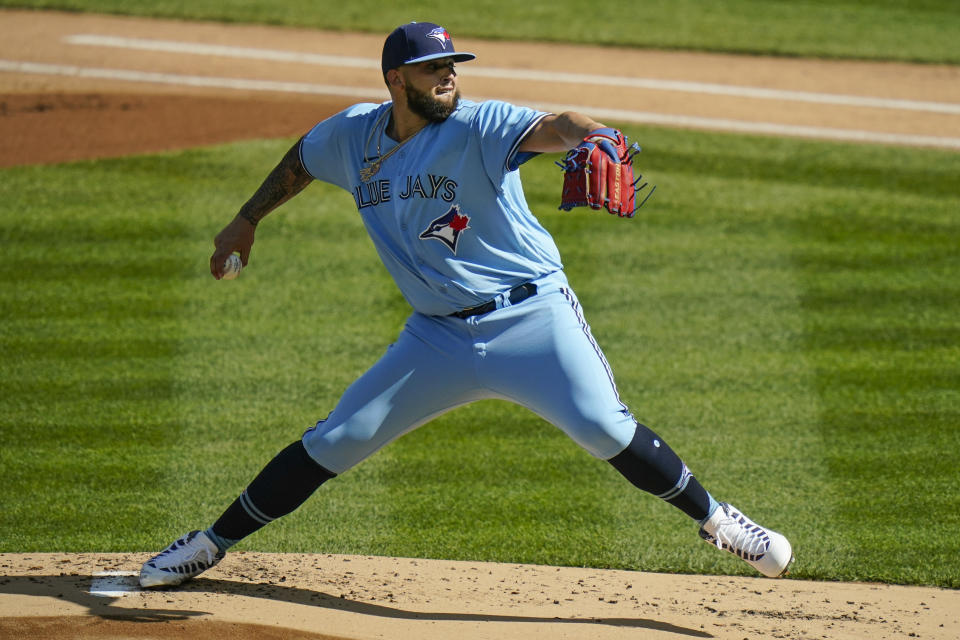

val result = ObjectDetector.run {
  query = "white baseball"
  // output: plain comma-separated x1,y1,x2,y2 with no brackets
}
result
221,253,243,280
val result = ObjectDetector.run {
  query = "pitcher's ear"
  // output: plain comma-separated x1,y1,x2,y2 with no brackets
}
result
386,68,404,89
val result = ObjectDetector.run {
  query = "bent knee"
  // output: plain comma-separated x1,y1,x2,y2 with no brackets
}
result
302,417,386,474
557,411,636,460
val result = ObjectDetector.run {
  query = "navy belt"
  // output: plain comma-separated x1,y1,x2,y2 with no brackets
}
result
450,282,538,319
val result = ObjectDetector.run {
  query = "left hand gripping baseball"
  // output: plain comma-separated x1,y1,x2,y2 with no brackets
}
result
557,128,655,218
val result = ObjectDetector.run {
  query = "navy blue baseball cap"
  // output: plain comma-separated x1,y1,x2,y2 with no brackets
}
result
381,22,476,75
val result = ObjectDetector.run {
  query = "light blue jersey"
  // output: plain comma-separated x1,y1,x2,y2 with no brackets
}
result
299,99,562,316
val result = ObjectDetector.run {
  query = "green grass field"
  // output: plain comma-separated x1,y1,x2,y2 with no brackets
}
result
2,127,958,588
2,0,960,63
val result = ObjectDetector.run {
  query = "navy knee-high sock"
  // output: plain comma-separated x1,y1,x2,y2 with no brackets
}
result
206,440,336,551
608,423,717,522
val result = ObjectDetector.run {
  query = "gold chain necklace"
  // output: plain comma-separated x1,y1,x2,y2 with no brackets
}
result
360,108,421,183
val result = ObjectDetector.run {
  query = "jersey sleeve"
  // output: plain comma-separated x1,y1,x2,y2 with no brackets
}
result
472,100,550,184
299,103,381,191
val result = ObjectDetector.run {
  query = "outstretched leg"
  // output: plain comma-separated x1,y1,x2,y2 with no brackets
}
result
607,422,716,521
139,440,336,588
608,424,793,577
477,283,793,577
141,314,485,588
206,440,337,549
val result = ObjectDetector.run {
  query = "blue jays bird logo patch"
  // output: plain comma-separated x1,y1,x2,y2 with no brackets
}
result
420,205,470,254
426,27,451,46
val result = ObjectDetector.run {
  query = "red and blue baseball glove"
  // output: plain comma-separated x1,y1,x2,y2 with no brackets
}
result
557,128,654,218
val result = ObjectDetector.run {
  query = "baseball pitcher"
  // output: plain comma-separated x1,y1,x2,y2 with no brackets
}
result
140,22,792,588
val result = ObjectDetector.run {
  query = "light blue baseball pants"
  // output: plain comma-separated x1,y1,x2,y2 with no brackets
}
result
302,271,637,474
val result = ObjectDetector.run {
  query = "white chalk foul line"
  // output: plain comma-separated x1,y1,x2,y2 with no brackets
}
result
2,59,959,149
0,59,387,100
90,570,139,597
64,34,960,116
66,33,380,70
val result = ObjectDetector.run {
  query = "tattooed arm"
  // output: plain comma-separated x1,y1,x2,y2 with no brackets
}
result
210,138,314,279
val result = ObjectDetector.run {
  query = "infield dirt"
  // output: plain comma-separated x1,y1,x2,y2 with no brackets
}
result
1,9,958,640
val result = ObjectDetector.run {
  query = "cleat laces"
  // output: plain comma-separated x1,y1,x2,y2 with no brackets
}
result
701,505,771,561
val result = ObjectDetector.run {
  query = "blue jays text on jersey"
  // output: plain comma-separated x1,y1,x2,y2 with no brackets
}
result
353,174,459,208
299,99,564,316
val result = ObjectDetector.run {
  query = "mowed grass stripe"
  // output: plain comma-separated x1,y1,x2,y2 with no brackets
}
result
793,194,960,586
0,162,193,551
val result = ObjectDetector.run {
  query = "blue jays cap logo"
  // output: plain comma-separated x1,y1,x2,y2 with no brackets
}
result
419,205,470,254
426,27,451,46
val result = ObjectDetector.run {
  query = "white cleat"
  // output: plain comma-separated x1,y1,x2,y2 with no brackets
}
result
699,502,793,578
139,530,225,588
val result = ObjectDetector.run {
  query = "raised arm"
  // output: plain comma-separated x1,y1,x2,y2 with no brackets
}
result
210,138,314,279
521,112,652,218
517,111,607,154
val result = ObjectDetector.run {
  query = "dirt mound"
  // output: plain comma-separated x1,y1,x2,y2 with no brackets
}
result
0,92,352,167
